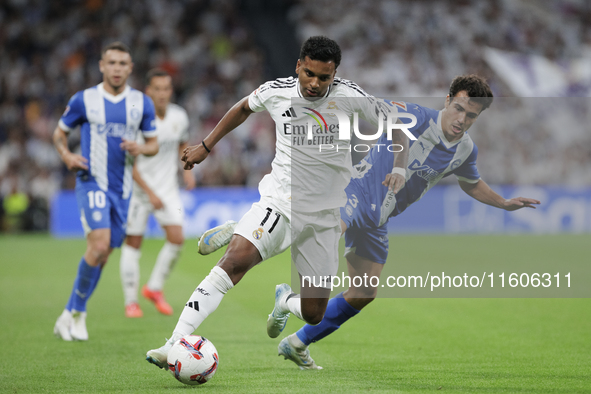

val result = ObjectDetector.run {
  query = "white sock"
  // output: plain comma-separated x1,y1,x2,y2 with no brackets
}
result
288,332,307,349
173,266,234,337
147,242,182,291
120,244,141,305
282,294,303,320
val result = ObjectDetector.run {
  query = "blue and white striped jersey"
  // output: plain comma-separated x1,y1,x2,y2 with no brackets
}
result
59,83,156,199
349,101,480,227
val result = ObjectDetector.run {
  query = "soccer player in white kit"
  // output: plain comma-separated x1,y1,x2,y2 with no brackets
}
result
120,69,195,318
146,36,407,370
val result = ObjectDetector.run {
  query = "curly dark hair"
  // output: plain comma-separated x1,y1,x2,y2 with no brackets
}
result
449,74,494,111
299,36,341,68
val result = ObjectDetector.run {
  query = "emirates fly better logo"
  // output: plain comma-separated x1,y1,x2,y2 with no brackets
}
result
290,99,418,153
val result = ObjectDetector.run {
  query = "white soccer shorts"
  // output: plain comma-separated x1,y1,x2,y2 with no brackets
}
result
234,197,341,289
126,189,184,235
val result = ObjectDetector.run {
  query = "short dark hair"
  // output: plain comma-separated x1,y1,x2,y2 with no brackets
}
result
299,36,341,69
146,68,170,85
101,41,131,57
449,74,494,111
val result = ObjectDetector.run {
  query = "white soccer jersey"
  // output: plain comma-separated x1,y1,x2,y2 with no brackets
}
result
248,77,391,214
134,103,189,198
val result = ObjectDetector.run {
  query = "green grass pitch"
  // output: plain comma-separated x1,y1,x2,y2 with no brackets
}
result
0,234,589,393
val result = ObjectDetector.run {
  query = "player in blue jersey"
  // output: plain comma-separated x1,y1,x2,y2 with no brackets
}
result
52,42,159,341
278,75,541,369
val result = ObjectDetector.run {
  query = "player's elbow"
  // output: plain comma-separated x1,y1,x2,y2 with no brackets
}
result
459,179,479,194
52,126,65,143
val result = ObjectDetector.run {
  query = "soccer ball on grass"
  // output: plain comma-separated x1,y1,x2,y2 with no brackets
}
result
167,335,219,385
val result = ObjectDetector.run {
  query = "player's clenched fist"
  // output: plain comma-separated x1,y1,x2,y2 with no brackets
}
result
120,138,142,156
382,173,405,194
181,143,209,170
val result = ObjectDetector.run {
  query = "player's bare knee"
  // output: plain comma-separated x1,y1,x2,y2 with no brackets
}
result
91,242,110,258
300,297,329,325
168,236,184,246
302,309,324,325
217,253,255,285
125,235,142,249
358,297,375,309
357,287,378,300
344,287,377,310
308,314,324,325
85,241,110,266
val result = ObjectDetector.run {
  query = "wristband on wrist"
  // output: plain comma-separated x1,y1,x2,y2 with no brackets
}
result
202,140,211,153
391,167,405,177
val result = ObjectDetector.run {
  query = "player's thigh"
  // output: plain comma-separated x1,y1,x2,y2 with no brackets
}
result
126,193,151,237
233,198,291,262
342,224,388,302
292,208,341,291
344,224,389,266
85,228,113,266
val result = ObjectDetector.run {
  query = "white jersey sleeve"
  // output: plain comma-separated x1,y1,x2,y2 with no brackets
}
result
248,79,284,113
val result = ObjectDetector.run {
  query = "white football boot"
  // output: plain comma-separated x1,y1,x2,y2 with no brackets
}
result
266,283,292,338
198,220,237,255
146,333,182,370
70,311,88,341
278,334,322,370
53,309,73,341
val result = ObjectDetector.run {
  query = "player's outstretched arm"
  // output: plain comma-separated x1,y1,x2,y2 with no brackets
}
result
382,125,409,193
459,180,541,211
52,125,88,171
182,97,254,170
120,136,159,157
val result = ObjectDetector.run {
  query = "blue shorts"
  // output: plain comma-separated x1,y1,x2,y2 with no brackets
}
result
75,181,130,248
340,182,389,265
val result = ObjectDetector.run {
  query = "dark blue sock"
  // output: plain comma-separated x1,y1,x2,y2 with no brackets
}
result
66,257,101,312
296,292,360,346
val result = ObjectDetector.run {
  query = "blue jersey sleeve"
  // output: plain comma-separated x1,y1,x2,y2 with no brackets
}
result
389,101,433,139
58,91,86,132
453,144,480,183
141,94,157,138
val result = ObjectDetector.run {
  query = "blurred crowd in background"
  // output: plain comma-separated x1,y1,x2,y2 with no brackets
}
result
1,0,590,232
293,0,591,96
